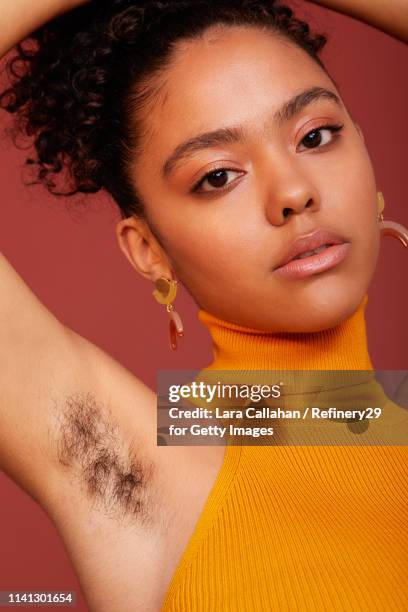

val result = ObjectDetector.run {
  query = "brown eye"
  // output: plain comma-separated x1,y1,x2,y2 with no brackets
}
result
302,129,323,148
192,168,244,194
206,169,229,188
299,124,344,151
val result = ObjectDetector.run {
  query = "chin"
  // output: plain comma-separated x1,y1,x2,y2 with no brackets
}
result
285,286,367,333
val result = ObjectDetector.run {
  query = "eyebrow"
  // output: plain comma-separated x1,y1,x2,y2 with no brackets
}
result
161,86,343,178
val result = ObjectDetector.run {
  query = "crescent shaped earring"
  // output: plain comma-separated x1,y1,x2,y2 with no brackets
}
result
153,276,184,350
377,191,408,248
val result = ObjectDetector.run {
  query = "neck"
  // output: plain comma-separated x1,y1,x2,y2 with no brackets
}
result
198,293,373,371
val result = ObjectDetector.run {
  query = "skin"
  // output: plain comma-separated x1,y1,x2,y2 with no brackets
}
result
116,25,380,333
0,4,403,611
0,0,88,57
309,0,408,43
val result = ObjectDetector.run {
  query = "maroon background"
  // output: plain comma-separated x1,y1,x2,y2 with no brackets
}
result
0,2,407,609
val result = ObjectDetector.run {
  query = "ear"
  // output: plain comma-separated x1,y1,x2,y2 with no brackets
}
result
115,216,173,282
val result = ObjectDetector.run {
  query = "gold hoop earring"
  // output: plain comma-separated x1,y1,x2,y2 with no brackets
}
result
153,276,184,350
377,191,408,248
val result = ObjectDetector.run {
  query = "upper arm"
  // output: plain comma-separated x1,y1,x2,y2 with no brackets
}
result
0,250,92,504
0,253,157,514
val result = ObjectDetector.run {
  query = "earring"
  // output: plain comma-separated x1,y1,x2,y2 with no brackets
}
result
377,191,408,248
153,276,184,350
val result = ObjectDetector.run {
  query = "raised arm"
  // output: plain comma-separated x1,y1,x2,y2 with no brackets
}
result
0,250,157,510
0,252,89,502
0,0,88,59
308,0,408,43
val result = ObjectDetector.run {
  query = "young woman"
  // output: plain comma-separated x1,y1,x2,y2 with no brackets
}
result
0,1,407,610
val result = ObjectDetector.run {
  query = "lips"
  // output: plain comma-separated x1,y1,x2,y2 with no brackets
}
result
274,229,349,270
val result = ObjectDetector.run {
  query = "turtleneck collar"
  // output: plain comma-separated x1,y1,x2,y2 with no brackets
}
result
197,293,373,371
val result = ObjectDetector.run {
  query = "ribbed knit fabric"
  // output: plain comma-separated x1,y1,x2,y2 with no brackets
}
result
197,293,374,371
160,293,407,611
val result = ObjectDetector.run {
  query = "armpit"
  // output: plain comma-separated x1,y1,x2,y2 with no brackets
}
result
48,390,157,528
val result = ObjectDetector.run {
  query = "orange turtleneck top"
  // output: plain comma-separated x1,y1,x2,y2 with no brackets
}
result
160,294,407,611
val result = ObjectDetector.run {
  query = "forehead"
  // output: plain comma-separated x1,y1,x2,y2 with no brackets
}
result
138,25,336,165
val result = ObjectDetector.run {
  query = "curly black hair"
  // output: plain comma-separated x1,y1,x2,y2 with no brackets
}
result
0,0,329,219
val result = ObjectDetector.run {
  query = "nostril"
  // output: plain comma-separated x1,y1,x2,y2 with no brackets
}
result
283,208,291,217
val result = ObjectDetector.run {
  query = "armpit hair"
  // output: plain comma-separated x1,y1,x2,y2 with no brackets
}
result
49,390,156,527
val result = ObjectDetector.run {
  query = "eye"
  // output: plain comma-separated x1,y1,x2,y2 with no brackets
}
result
299,123,344,150
191,168,244,194
190,123,344,196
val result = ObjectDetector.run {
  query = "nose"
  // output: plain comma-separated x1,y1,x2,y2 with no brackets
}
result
263,159,321,226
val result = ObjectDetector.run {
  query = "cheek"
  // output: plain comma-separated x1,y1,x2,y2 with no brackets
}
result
163,215,248,276
154,202,263,308
334,144,380,269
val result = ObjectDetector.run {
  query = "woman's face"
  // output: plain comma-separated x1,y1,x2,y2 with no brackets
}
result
122,25,380,332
